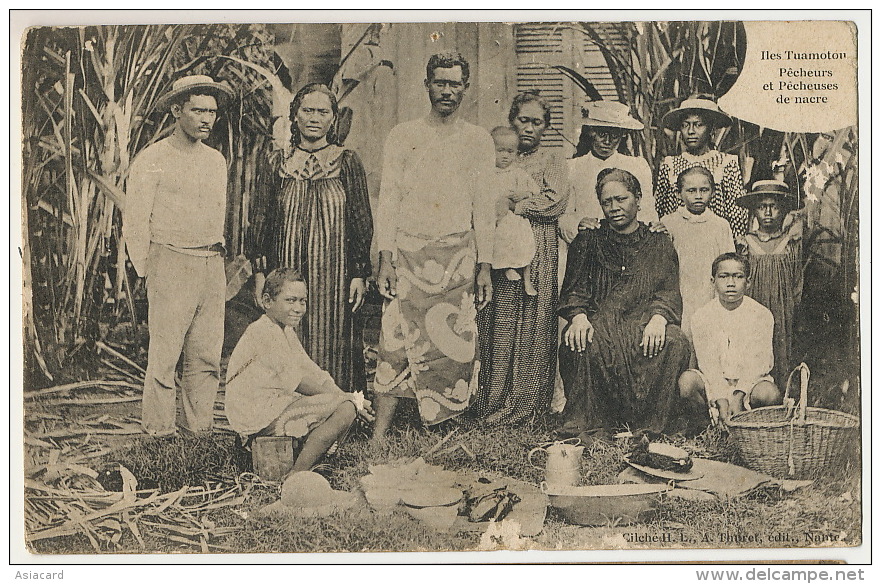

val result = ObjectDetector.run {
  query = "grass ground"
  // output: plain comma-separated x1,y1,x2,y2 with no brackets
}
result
25,293,862,555
26,408,861,555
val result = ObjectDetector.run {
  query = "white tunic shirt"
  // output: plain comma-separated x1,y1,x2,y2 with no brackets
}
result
374,117,496,262
225,315,341,436
691,296,775,402
661,207,735,336
124,138,227,276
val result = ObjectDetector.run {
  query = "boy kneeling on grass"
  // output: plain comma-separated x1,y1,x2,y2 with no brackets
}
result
678,253,782,426
225,268,373,472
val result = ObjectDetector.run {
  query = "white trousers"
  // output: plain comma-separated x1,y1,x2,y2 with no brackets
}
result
142,243,224,435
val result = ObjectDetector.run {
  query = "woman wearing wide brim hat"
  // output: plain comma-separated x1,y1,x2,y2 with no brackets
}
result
660,97,732,131
735,179,804,386
155,74,235,112
563,101,657,244
654,95,750,237
257,471,358,518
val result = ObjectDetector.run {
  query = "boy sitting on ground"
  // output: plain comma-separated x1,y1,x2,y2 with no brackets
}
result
678,253,782,426
225,268,373,472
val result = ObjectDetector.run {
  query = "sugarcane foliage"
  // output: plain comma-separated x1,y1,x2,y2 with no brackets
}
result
22,24,277,385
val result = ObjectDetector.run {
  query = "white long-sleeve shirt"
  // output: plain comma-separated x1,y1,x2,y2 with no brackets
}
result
662,207,735,336
374,117,496,263
691,295,775,402
123,139,227,276
561,151,657,244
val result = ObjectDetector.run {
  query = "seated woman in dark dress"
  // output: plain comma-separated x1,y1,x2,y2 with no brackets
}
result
557,168,692,442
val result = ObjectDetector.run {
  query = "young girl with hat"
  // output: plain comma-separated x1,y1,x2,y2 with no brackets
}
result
735,180,804,384
655,96,750,237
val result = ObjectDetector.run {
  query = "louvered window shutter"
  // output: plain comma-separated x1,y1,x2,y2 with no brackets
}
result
514,23,627,155
580,23,627,101
514,23,566,151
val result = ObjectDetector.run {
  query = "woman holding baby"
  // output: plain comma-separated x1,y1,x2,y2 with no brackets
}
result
473,92,569,425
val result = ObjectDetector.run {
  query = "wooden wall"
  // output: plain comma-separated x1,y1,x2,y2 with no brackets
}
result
339,22,518,240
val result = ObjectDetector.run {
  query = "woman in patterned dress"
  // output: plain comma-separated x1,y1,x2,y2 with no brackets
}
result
654,97,750,237
473,92,568,425
261,84,373,393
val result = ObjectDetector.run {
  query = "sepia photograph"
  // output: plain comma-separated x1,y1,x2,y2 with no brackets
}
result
11,10,868,565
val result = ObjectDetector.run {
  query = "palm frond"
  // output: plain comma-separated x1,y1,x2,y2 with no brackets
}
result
547,65,604,102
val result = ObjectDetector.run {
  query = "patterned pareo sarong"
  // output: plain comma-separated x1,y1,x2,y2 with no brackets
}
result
374,231,479,425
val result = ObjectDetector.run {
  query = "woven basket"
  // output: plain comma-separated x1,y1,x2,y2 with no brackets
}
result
727,363,860,479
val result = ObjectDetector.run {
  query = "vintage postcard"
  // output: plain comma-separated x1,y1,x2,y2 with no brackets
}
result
10,10,869,568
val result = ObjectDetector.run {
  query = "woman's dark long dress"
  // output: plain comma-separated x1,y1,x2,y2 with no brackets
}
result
267,145,373,392
558,222,691,433
474,147,568,425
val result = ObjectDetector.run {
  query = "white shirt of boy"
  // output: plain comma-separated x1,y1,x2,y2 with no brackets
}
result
690,295,775,405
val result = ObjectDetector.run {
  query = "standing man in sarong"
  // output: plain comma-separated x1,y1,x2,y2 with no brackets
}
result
124,75,233,437
371,52,495,442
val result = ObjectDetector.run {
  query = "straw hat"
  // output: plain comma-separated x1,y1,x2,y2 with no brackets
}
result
581,101,644,131
156,74,235,112
736,179,802,210
661,97,732,130
258,471,357,518
624,456,704,481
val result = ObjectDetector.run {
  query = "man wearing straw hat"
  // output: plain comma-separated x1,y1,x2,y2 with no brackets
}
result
561,101,657,244
123,75,234,437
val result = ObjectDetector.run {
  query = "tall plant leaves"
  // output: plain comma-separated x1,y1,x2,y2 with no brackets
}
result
547,65,604,102
23,23,279,382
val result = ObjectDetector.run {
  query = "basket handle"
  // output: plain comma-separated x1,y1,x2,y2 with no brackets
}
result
782,363,811,475
783,363,811,425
